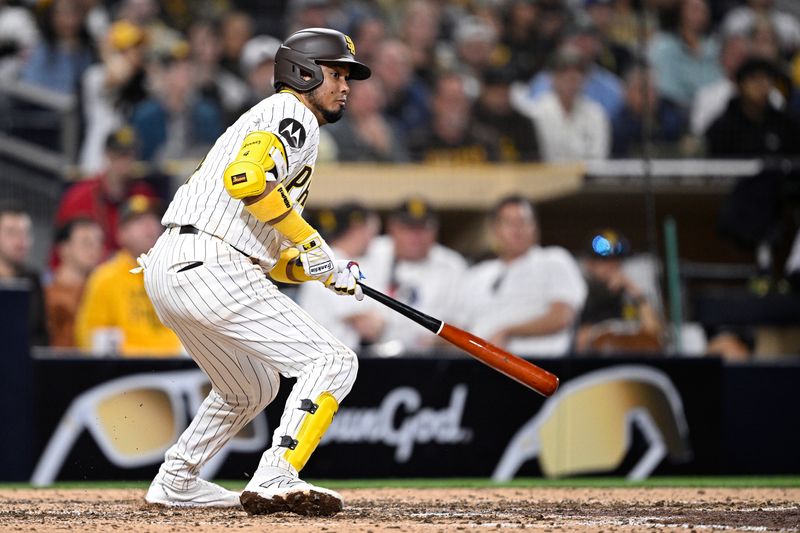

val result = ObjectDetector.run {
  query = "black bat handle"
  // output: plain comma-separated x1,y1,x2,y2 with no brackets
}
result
358,282,443,334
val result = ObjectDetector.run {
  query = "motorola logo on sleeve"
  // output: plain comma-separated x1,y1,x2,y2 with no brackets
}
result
279,118,306,148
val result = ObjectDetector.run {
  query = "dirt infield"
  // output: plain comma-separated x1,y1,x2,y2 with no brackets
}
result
1,487,799,532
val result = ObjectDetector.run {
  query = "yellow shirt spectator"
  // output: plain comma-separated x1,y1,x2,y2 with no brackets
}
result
75,250,181,357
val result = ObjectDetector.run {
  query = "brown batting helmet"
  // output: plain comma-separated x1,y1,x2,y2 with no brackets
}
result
274,27,371,92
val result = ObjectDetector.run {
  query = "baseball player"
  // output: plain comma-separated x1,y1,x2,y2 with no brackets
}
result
136,28,370,516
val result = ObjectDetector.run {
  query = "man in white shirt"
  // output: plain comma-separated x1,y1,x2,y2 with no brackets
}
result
297,203,384,350
455,196,587,357
518,45,610,162
361,198,467,355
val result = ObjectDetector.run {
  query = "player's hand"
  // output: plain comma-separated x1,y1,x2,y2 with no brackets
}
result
325,260,365,300
296,232,336,280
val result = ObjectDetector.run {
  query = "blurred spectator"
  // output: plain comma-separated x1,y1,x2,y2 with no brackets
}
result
502,0,545,81
373,39,430,137
286,0,341,35
576,229,664,354
647,0,723,108
399,0,443,86
748,15,783,60
116,0,181,58
454,196,587,357
473,68,540,161
706,58,800,157
722,0,800,56
521,45,610,161
0,1,39,80
361,198,467,356
606,0,658,51
452,16,501,79
79,20,149,174
409,72,500,163
188,17,249,126
238,35,281,112
690,34,752,137
349,14,386,68
0,201,47,346
56,127,158,258
45,218,103,348
75,195,181,356
130,41,223,165
328,77,409,162
219,11,253,78
297,203,384,351
20,0,94,95
584,0,635,78
612,64,685,157
516,23,625,117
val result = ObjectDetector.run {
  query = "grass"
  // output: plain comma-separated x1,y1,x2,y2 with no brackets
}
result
2,477,799,490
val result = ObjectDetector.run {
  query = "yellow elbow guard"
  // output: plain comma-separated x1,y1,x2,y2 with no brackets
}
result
223,131,288,199
245,185,316,243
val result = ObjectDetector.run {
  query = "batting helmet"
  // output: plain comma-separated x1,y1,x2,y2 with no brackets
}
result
274,28,371,92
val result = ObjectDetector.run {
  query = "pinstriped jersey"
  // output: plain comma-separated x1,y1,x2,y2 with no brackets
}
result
162,91,320,268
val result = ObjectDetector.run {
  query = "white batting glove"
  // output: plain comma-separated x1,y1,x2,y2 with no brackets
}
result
325,260,365,300
296,232,336,280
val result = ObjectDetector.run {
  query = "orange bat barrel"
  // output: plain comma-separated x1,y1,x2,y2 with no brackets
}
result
438,324,559,397
358,282,559,397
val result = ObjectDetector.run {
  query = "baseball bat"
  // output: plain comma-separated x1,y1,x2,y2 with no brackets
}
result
358,282,559,397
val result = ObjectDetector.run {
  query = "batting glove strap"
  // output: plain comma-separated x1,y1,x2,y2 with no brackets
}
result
296,232,335,280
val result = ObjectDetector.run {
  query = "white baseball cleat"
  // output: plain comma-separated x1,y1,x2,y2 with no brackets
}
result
145,478,242,508
240,466,343,516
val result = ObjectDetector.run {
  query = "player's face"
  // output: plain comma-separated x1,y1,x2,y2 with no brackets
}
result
307,64,351,124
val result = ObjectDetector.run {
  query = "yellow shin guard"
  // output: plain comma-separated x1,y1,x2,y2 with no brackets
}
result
282,392,339,472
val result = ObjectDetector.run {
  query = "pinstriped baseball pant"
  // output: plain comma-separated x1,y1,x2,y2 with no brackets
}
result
143,227,358,489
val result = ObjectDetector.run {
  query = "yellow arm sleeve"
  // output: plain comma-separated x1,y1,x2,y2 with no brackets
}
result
244,185,317,244
268,248,317,284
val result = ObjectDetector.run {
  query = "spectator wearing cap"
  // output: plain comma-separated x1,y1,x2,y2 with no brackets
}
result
409,71,500,163
515,23,625,118
75,195,181,356
79,20,150,174
0,201,48,346
612,64,686,157
474,68,540,162
453,196,586,357
647,0,723,108
130,39,223,165
56,127,158,259
519,45,610,162
452,16,501,80
188,18,249,127
360,198,467,356
45,218,104,348
297,203,385,351
20,0,94,95
576,229,664,354
722,0,800,57
239,35,282,113
706,58,800,157
328,76,410,162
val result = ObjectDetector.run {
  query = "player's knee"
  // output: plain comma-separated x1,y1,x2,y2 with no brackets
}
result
338,346,359,386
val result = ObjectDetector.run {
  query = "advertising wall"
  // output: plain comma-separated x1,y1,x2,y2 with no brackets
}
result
22,355,800,484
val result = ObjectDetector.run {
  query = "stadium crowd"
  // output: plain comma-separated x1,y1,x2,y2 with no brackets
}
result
0,0,799,359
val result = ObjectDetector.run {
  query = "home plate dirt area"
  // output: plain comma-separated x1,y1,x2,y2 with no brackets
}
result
1,487,798,532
